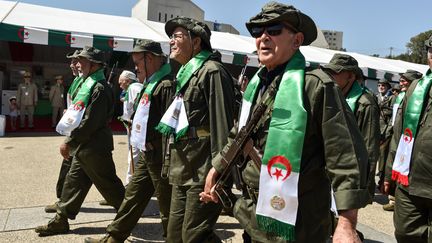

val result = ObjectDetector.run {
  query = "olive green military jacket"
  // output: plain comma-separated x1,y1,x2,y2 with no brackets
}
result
385,76,432,199
354,90,381,201
49,84,65,108
141,74,175,152
17,82,38,107
378,94,393,141
64,70,114,155
213,68,370,211
169,53,235,186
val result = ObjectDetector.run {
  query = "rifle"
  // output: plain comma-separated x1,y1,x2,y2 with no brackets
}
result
107,61,118,87
214,85,277,209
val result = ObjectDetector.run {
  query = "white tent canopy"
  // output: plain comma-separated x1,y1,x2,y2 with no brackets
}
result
0,0,429,79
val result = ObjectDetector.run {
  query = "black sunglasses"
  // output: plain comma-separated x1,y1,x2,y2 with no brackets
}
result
250,23,295,38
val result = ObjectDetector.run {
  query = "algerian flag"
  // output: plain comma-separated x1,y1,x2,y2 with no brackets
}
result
46,30,92,48
93,35,134,52
0,23,48,45
156,50,212,140
392,70,432,186
56,69,104,136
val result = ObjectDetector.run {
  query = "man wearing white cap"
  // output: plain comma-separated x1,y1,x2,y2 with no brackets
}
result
118,70,143,185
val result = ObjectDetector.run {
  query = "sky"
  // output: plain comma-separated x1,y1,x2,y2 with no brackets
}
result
3,0,431,57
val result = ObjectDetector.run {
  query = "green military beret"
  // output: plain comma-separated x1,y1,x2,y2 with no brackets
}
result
399,69,423,82
323,53,359,73
165,16,212,51
245,1,317,45
66,49,81,59
425,34,432,50
77,46,105,64
131,39,165,56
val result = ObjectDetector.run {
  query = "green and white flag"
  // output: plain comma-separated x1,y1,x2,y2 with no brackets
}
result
56,69,104,136
130,63,171,151
93,35,134,52
393,69,432,186
0,23,48,45
156,50,211,140
239,51,306,241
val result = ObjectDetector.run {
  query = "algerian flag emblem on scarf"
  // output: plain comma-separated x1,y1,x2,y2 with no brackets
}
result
391,92,405,126
56,69,104,136
130,63,171,151
393,70,432,186
246,51,307,241
156,50,211,140
345,81,364,112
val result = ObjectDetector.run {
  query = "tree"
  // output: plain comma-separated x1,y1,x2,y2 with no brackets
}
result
391,30,432,64
406,30,432,64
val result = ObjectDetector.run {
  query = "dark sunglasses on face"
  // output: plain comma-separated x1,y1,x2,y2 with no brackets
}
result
250,23,295,38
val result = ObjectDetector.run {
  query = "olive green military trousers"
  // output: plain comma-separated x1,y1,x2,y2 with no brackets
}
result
167,185,222,243
106,149,172,241
57,146,125,219
394,186,432,243
56,157,72,199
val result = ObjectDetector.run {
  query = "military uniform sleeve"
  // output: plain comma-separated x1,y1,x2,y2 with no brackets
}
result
64,84,109,146
203,67,235,159
211,124,238,173
318,81,370,210
357,96,381,176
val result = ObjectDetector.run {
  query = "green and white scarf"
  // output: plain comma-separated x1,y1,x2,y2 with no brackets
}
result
241,51,306,241
156,50,211,140
393,69,432,186
56,69,103,136
66,76,83,107
391,92,405,126
130,63,171,151
345,81,364,112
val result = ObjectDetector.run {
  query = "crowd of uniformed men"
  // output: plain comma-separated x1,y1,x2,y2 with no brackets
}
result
31,1,432,243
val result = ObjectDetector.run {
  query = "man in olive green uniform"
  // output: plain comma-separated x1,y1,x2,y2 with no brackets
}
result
16,71,38,128
35,46,125,236
45,50,83,213
201,2,369,243
383,37,432,242
380,69,423,212
49,75,65,128
377,77,393,188
158,17,235,243
322,54,380,203
84,39,175,243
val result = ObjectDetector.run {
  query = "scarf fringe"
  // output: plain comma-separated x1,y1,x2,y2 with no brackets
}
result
175,126,188,141
155,123,174,136
256,215,295,241
392,170,409,186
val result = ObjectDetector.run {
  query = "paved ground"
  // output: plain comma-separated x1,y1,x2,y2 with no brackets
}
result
0,134,396,242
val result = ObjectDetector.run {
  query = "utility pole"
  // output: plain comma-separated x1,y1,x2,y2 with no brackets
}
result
389,47,394,57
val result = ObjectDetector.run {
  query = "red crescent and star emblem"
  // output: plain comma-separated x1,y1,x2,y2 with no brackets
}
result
267,155,292,181
18,28,29,41
140,93,149,105
73,101,85,111
108,38,118,48
65,34,76,44
403,128,413,143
